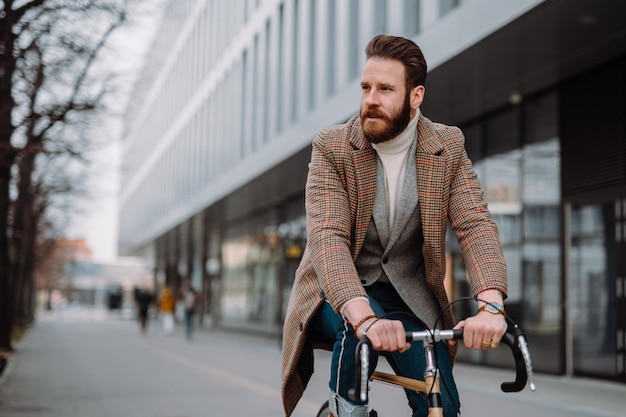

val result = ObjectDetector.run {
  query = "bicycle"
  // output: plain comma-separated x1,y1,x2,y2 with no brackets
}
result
315,307,536,417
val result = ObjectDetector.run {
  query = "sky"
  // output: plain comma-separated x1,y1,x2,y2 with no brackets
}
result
65,141,121,262
64,2,162,262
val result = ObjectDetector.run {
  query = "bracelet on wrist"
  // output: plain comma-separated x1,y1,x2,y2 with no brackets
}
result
352,314,377,339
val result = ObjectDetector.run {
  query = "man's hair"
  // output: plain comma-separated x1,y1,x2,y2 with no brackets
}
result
365,34,427,89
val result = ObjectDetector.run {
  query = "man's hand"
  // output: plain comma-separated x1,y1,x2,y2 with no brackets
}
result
363,319,410,353
452,311,507,349
342,298,410,352
452,289,507,350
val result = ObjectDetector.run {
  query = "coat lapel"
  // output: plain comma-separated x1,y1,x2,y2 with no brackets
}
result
416,116,446,271
372,157,389,247
350,120,377,258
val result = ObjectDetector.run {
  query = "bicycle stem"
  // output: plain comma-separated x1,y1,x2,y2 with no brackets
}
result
422,336,444,415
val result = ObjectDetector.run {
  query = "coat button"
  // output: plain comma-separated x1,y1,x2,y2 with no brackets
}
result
319,290,325,299
361,280,366,284
382,257,388,264
299,322,303,331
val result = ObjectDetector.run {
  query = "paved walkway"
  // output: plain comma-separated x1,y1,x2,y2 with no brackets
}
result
0,308,624,417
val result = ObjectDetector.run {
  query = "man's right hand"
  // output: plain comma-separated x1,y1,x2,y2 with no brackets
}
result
364,318,411,352
342,298,410,352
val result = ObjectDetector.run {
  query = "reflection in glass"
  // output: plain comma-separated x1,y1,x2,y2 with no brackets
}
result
456,138,562,372
221,219,280,332
570,204,618,378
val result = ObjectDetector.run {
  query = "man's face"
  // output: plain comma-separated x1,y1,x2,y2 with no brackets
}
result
360,58,413,144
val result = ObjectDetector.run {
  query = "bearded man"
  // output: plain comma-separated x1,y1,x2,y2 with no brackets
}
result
281,34,508,417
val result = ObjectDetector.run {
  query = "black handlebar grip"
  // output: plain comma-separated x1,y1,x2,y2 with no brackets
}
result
452,329,463,340
499,329,528,392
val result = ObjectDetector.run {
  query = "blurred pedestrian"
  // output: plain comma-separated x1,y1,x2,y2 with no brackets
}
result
179,281,198,340
158,283,176,335
133,287,154,334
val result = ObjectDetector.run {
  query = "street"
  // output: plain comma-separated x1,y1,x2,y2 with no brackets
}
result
0,309,623,417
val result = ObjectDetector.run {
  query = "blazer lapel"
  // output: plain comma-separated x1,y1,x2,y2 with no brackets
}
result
385,139,418,252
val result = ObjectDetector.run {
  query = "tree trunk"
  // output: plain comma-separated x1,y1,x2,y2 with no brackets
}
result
12,150,37,327
0,12,19,353
0,166,15,352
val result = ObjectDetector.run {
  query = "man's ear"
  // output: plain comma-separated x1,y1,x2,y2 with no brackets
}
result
410,85,425,110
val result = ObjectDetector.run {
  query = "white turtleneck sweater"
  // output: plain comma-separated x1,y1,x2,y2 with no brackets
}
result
371,110,420,227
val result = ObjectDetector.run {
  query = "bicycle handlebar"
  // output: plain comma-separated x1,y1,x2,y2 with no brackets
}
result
501,323,536,392
349,323,535,403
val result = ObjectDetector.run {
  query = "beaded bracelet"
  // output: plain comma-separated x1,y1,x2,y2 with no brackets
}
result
352,314,378,336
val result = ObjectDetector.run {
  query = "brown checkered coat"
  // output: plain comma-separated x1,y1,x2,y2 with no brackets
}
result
281,114,507,416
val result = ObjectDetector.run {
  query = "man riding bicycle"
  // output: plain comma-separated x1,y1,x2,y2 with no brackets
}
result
281,34,508,417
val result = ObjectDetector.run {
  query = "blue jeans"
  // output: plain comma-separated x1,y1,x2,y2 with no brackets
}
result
311,282,460,417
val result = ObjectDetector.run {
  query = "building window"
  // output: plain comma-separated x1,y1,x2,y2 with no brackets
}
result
486,108,521,156
453,92,562,374
373,0,387,34
263,20,271,142
290,0,299,123
241,50,248,158
570,203,619,378
404,0,421,35
348,0,360,80
252,34,259,151
308,0,317,110
439,0,460,18
326,0,337,97
276,4,284,133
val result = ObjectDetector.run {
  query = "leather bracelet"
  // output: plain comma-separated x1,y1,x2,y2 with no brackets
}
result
352,314,378,334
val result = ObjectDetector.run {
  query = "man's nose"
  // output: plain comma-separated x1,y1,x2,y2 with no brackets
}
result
364,90,380,107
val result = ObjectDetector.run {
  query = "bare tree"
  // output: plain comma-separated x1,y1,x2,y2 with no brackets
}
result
0,0,158,352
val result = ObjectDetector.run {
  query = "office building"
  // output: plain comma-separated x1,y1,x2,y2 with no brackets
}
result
119,0,626,384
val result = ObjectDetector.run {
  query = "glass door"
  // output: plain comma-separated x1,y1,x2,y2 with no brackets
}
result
568,201,621,380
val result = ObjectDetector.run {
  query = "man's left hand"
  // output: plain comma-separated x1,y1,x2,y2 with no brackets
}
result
451,289,507,350
452,310,507,349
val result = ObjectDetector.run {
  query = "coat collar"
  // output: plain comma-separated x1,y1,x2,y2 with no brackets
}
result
348,114,370,150
416,114,444,155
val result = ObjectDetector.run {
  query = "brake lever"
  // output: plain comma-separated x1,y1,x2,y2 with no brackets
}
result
348,336,371,403
516,330,536,391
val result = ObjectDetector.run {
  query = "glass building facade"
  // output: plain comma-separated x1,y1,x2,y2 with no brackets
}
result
119,0,626,384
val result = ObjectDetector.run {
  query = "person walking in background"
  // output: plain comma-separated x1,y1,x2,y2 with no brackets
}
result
158,283,176,336
133,287,154,334
281,34,508,417
178,281,198,340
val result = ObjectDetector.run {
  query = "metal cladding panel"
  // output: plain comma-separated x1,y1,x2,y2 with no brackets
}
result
560,58,626,199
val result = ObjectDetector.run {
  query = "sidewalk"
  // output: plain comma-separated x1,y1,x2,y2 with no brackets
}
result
1,309,624,417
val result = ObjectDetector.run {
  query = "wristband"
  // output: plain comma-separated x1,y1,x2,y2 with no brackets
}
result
351,314,377,338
